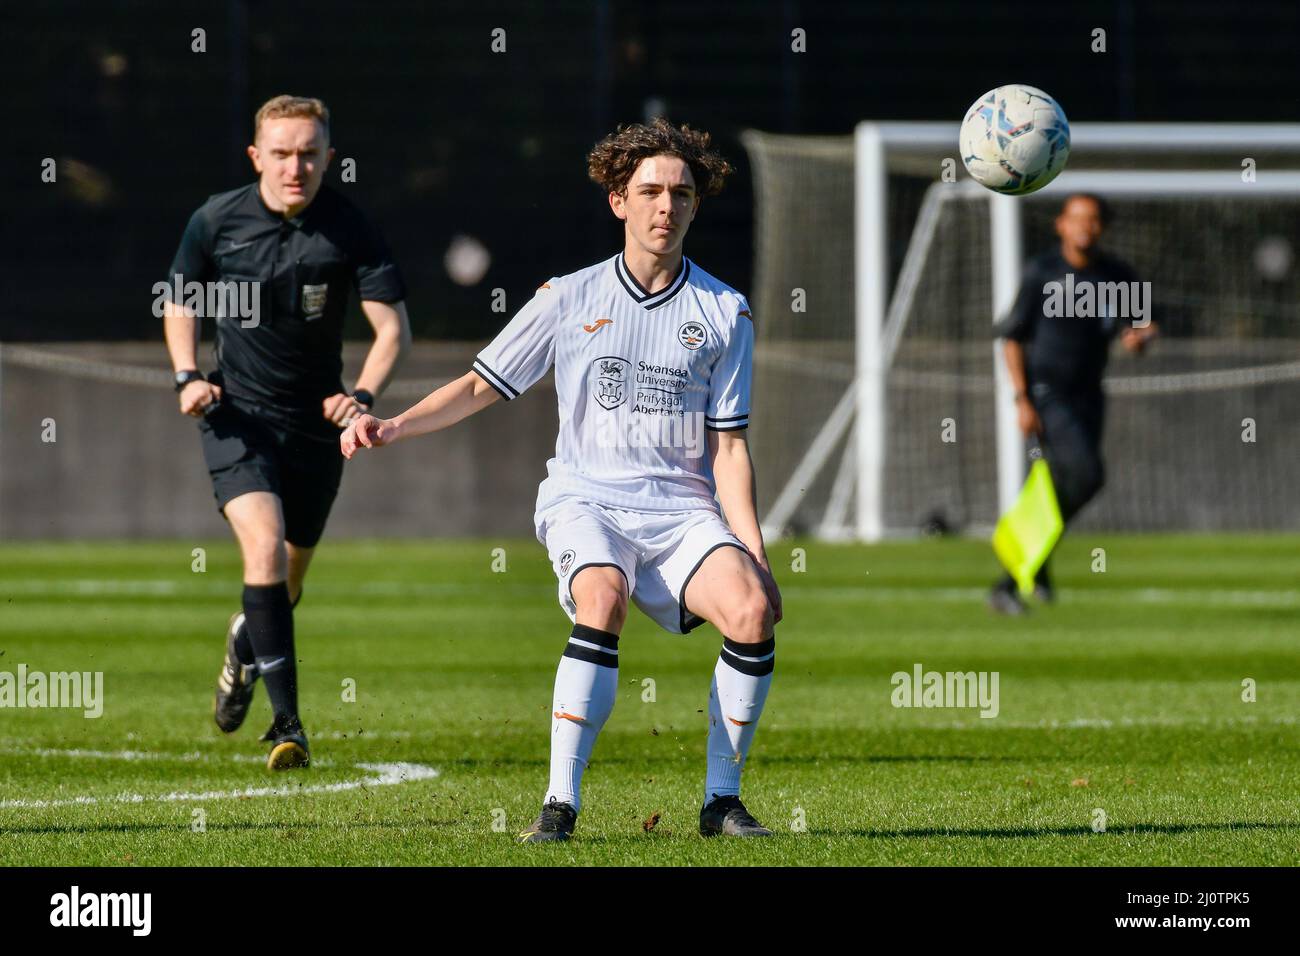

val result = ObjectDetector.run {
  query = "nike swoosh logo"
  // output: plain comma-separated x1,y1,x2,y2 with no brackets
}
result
219,240,256,254
258,656,286,672
583,318,613,333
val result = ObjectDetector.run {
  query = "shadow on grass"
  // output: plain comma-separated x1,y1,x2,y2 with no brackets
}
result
815,821,1300,839
429,753,1025,769
763,754,1024,764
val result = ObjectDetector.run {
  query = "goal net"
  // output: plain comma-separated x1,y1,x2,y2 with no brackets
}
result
742,124,1300,540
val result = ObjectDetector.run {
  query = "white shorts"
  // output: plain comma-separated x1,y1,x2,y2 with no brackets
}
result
535,499,747,634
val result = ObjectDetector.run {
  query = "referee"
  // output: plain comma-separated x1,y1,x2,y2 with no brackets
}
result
989,192,1157,615
163,95,411,767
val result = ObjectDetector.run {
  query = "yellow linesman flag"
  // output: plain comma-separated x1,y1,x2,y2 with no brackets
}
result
991,456,1064,597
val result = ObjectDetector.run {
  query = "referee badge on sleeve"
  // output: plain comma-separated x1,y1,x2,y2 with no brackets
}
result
301,283,328,320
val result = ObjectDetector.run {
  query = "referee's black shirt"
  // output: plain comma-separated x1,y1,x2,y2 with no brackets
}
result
166,183,405,439
995,249,1141,397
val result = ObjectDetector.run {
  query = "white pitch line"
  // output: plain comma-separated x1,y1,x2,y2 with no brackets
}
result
0,760,438,810
18,747,210,761
1,579,522,598
0,746,338,767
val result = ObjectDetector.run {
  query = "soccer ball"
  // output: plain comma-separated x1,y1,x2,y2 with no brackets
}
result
959,84,1070,195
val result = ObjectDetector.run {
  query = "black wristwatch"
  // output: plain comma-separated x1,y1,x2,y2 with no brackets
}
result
174,369,205,392
351,388,374,409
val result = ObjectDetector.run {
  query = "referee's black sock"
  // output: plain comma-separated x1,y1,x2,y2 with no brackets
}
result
233,588,302,666
242,582,299,724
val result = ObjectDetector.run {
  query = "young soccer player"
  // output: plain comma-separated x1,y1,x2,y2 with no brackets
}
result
341,119,782,841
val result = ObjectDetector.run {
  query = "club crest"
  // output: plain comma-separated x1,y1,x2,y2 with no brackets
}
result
678,321,707,350
593,356,630,410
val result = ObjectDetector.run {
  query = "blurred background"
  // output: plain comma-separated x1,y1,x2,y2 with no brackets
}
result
2,0,1297,539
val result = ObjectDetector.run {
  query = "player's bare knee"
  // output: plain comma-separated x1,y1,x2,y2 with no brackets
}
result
240,536,287,582
726,590,773,644
577,585,628,632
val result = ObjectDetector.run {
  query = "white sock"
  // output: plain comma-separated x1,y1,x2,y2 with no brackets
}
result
545,624,619,813
705,636,774,803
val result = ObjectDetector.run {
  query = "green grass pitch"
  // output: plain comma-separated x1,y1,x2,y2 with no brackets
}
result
1,534,1297,866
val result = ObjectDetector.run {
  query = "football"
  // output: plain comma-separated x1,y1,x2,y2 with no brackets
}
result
959,84,1070,195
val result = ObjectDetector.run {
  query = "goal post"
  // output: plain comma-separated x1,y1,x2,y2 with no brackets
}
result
743,123,1300,541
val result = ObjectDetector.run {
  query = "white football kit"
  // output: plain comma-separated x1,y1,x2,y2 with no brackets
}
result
474,252,755,633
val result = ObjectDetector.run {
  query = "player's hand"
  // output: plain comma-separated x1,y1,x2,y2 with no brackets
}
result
323,392,369,428
1016,396,1043,438
179,380,222,417
753,556,784,625
1121,325,1155,354
340,414,398,460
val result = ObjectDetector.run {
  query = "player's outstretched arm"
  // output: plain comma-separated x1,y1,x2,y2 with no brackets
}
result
340,369,501,459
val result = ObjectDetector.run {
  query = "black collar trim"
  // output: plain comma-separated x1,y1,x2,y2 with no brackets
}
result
614,254,691,310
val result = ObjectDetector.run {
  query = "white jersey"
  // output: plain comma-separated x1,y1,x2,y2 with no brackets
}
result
474,252,753,516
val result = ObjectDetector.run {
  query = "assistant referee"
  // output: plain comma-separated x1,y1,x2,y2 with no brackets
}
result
989,192,1157,615
163,95,411,767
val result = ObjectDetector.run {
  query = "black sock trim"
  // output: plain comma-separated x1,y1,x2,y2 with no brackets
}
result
723,636,775,658
719,647,774,677
563,644,619,668
570,624,619,649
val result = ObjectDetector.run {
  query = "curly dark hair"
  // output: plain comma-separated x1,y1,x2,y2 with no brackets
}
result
587,118,734,198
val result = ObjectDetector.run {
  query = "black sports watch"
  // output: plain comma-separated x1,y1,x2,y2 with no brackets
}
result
174,369,205,392
351,388,374,409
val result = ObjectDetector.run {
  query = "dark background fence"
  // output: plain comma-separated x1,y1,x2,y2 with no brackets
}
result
4,0,1298,343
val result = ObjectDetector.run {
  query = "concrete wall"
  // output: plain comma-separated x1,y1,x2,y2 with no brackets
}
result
0,343,557,540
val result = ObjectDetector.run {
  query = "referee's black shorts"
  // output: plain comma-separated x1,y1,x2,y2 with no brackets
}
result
1035,386,1106,523
196,400,344,548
